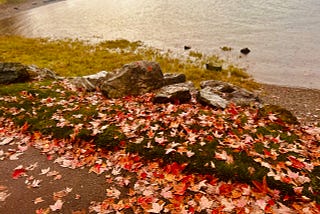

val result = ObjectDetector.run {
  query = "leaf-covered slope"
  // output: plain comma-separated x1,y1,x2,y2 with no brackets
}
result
1,80,320,213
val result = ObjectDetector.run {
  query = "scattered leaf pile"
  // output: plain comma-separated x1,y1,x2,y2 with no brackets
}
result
1,80,320,213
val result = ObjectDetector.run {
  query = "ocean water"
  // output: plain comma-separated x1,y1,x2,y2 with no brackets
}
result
1,0,319,89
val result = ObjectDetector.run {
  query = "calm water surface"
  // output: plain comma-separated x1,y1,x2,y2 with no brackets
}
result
1,0,319,89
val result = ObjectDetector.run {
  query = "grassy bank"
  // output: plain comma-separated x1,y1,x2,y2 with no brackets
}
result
0,35,258,89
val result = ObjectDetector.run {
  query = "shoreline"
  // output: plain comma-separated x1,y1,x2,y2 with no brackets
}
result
0,0,63,20
259,84,320,126
0,1,319,126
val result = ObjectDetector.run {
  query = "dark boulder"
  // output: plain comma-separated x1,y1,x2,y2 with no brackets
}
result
184,46,191,50
163,73,186,86
0,62,30,84
153,82,194,104
100,61,164,98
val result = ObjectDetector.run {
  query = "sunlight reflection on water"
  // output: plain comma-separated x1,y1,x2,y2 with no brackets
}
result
1,0,319,89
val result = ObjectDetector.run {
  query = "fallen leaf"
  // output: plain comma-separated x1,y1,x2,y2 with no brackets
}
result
0,191,11,202
255,199,267,211
50,199,64,211
287,156,305,170
147,202,165,213
9,152,23,160
40,167,51,175
199,196,213,210
12,168,27,179
30,179,42,188
35,208,50,214
0,137,14,145
34,197,45,204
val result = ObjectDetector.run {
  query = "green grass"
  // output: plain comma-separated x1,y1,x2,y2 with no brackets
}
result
0,36,259,90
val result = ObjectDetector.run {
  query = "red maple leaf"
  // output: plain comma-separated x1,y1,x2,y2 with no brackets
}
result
252,176,269,195
287,156,305,170
164,162,187,176
219,183,233,196
12,168,27,179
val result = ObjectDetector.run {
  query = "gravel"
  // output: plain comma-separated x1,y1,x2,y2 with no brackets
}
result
259,84,320,126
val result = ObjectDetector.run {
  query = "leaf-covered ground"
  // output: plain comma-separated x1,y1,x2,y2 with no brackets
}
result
0,79,320,213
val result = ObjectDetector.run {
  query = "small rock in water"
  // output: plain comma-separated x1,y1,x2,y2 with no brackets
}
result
240,48,251,55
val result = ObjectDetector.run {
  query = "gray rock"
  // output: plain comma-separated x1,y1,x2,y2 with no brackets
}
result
198,80,260,108
153,82,194,104
100,61,164,98
71,71,111,92
197,87,228,108
26,64,58,81
0,62,30,84
163,73,186,86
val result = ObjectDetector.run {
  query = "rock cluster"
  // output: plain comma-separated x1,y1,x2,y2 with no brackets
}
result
0,60,260,109
71,61,260,108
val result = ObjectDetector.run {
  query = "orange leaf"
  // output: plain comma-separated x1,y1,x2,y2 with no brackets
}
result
252,176,268,195
173,182,187,195
20,122,29,133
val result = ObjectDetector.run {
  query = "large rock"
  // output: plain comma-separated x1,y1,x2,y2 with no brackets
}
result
100,61,164,98
0,62,58,84
70,71,111,92
153,81,194,104
197,80,259,108
197,87,229,108
0,62,30,84
163,73,186,86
